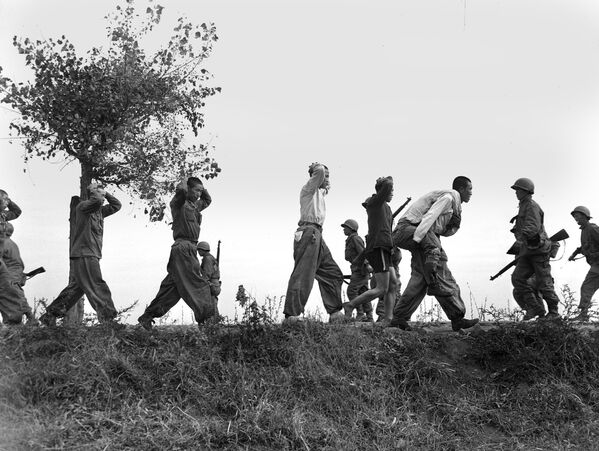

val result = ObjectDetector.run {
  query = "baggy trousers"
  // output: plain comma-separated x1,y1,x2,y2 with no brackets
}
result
392,222,465,322
47,257,117,322
580,270,599,311
284,224,343,317
142,241,213,323
512,253,559,315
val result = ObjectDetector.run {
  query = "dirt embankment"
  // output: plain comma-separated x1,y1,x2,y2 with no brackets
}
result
1,320,599,450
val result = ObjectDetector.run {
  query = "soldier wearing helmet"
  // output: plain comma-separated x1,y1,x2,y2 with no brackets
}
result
509,177,560,320
568,206,599,321
341,219,373,322
197,241,222,321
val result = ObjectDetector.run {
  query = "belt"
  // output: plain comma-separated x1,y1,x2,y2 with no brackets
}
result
298,221,322,231
174,238,198,245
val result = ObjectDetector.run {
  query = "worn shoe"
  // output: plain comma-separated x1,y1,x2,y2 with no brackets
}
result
342,302,354,319
426,283,453,297
451,317,480,331
363,315,374,323
39,312,57,327
137,315,154,331
329,310,347,324
355,313,366,322
389,317,413,331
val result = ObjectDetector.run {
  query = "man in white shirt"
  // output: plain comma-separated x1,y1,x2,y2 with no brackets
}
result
390,176,479,331
283,163,345,324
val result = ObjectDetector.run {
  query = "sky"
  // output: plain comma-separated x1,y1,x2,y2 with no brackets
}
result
1,0,599,324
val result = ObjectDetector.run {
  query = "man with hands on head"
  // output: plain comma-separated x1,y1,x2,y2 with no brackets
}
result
138,177,213,330
40,183,121,326
283,162,345,324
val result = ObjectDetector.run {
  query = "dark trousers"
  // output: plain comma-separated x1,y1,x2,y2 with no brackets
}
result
142,241,213,323
347,271,372,316
284,225,343,317
47,257,117,322
512,253,559,315
392,222,465,322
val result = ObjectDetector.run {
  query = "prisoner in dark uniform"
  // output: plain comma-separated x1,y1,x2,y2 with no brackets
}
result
41,184,121,325
138,177,213,329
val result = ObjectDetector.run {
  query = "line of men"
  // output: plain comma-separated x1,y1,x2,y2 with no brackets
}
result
282,165,598,329
1,167,597,328
0,180,221,328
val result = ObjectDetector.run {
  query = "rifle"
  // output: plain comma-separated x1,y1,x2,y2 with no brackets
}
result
569,247,583,261
392,197,412,219
24,266,45,280
216,240,221,265
490,229,569,281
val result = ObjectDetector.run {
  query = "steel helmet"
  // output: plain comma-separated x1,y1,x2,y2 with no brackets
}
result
571,206,592,219
340,219,359,232
197,241,210,251
511,177,535,194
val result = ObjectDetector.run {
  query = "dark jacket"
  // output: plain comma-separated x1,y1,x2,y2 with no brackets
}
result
171,187,212,242
580,222,599,266
511,194,550,255
363,178,394,252
345,232,369,276
70,193,121,259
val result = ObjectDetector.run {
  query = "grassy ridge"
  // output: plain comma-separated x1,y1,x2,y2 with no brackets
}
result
1,320,599,450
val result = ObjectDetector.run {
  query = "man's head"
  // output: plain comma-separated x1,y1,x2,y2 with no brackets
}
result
0,190,9,210
452,176,472,203
571,206,592,227
308,163,330,190
187,177,204,202
375,176,394,202
511,177,534,201
197,241,210,256
87,182,106,198
341,219,358,236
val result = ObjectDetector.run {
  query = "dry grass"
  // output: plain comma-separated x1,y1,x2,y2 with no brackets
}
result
0,314,598,450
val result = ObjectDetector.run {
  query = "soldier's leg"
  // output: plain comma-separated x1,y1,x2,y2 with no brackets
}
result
531,255,560,316
314,237,344,315
579,270,599,313
169,242,214,324
73,257,117,322
347,273,367,318
284,227,321,317
511,257,538,315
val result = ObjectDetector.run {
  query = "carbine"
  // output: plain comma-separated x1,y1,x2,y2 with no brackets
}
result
490,229,569,281
392,197,412,219
24,266,46,279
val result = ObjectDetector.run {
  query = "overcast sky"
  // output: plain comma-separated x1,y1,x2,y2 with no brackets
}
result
1,0,599,323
